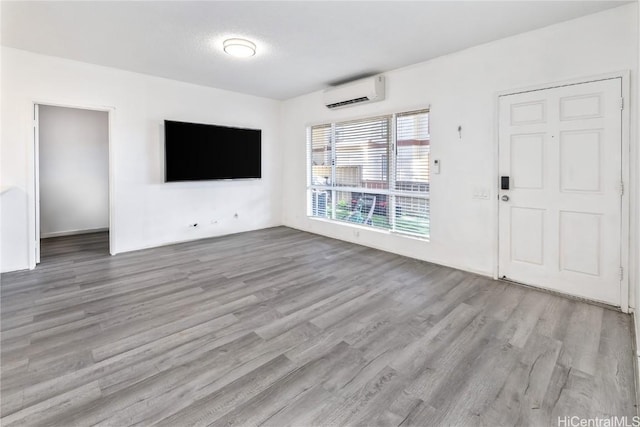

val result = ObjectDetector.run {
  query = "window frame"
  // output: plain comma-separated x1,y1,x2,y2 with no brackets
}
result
307,108,430,239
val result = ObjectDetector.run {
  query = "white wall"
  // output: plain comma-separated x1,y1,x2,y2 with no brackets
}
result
0,187,27,271
39,105,109,238
1,4,637,284
1,48,282,272
281,5,638,285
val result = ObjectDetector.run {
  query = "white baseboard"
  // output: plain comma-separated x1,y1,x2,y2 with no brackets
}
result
41,227,108,239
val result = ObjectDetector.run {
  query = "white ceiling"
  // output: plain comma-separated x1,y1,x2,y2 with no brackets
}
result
1,1,630,100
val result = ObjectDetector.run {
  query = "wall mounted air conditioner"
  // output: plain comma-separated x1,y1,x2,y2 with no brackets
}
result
323,75,385,109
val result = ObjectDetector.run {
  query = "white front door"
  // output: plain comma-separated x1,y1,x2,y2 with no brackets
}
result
498,78,622,306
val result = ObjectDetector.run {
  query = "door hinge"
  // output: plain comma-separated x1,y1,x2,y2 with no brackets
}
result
33,120,37,128
620,180,624,196
620,97,624,110
619,266,624,281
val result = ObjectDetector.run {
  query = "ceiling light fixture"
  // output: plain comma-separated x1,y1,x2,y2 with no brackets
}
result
223,38,256,58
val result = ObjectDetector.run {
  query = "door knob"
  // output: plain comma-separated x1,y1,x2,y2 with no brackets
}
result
501,195,510,202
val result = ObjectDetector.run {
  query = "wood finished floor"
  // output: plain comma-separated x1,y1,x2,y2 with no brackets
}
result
0,227,635,426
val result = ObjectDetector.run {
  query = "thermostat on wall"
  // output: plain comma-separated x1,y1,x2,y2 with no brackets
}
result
433,159,441,174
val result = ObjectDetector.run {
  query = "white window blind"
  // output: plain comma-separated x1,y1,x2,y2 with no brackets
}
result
394,110,430,235
335,117,389,186
308,109,430,238
396,111,429,188
310,124,331,186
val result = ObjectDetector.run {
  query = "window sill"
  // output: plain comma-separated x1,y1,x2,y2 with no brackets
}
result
307,216,430,243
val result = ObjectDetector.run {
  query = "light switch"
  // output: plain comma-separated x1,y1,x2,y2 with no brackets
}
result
473,187,490,200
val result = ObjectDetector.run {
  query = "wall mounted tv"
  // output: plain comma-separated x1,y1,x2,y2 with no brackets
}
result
164,120,261,182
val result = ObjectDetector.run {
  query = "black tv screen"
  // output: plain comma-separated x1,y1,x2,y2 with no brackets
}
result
164,120,261,182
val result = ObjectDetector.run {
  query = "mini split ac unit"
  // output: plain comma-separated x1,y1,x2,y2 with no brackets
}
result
323,75,385,109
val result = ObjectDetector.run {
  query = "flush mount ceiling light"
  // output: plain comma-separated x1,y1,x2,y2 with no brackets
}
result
223,38,256,58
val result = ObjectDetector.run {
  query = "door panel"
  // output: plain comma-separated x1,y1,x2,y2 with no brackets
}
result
498,78,622,306
510,100,546,125
559,130,602,192
559,211,601,276
560,93,602,120
511,134,544,189
510,207,544,265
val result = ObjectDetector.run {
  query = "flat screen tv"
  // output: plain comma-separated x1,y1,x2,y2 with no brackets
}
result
164,120,261,182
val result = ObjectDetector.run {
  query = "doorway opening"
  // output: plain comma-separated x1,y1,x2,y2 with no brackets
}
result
35,104,112,264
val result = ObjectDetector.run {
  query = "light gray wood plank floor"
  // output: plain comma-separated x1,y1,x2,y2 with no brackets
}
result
1,227,635,426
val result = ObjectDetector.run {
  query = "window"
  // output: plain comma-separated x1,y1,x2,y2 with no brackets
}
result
308,109,430,238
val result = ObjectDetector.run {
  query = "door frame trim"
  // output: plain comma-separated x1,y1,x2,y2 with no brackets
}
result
27,99,116,269
493,70,631,312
